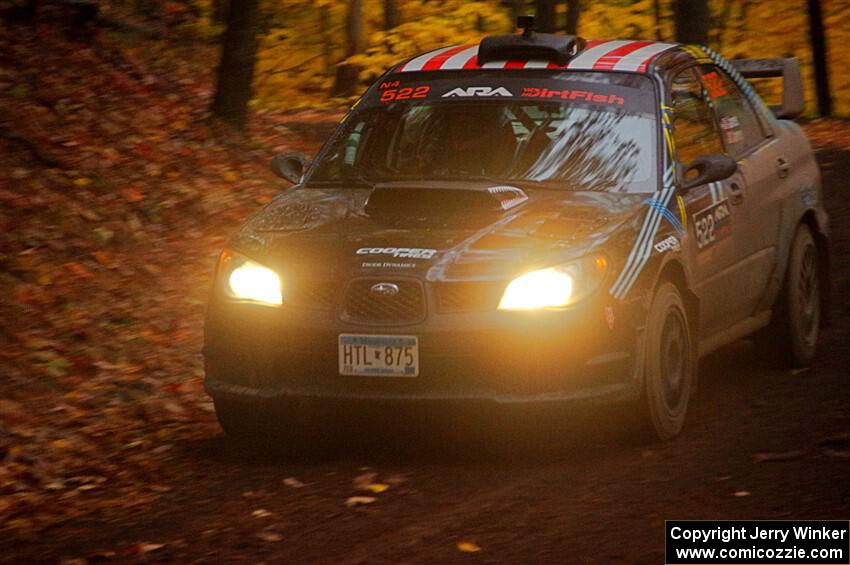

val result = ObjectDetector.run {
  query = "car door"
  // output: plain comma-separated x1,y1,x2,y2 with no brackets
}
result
697,65,781,317
669,67,747,335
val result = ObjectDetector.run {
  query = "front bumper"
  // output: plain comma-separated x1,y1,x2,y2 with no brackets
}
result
203,295,642,406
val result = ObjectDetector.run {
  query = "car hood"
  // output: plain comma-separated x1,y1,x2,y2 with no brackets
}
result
229,181,647,282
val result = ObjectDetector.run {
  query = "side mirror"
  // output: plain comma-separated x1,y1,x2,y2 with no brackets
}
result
270,153,307,185
680,154,738,191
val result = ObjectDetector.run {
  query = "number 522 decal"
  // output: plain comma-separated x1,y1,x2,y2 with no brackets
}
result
693,199,731,250
380,86,430,102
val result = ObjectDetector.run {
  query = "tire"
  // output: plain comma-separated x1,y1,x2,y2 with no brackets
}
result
760,225,820,367
633,282,695,441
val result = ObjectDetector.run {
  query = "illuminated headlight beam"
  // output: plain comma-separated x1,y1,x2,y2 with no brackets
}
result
224,256,283,306
498,267,574,310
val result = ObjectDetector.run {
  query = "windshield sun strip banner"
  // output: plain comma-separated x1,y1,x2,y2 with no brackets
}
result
365,74,656,116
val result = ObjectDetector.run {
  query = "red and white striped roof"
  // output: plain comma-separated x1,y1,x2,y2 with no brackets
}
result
394,39,677,74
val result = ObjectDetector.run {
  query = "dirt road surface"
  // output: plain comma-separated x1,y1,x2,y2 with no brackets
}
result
5,143,850,565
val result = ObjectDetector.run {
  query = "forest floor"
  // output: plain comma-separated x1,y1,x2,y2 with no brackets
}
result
1,21,849,565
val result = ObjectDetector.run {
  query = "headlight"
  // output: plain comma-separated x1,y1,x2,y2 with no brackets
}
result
217,250,282,306
498,256,608,310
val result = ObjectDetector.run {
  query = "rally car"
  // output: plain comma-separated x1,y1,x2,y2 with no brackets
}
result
204,18,829,441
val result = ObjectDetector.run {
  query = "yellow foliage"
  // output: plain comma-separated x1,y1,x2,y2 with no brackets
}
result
253,0,511,108
579,0,850,115
251,0,850,115
349,4,510,81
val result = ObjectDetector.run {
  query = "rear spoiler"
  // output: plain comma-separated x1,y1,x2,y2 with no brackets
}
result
731,57,804,119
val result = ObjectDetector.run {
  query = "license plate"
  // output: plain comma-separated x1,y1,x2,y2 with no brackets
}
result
338,334,419,377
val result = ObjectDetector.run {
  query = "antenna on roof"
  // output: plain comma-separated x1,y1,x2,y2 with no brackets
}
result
517,15,536,38
477,18,585,66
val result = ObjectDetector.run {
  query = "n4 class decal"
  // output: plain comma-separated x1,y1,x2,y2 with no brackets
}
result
693,199,731,250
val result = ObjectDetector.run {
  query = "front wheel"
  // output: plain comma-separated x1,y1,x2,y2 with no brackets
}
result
633,282,695,441
760,225,820,367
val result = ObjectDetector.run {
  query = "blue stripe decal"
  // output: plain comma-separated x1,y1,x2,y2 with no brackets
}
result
644,198,684,235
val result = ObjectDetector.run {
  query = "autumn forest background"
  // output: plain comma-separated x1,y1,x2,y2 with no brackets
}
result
241,0,850,118
1,0,849,562
9,0,848,126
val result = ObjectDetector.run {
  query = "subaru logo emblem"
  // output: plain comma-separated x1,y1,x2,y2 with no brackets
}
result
370,282,399,296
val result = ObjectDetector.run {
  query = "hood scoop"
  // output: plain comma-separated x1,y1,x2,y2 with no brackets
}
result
365,184,528,218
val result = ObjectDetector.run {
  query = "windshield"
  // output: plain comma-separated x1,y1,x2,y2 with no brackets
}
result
308,71,658,193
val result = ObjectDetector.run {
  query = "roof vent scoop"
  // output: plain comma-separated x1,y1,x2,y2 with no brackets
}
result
477,15,586,66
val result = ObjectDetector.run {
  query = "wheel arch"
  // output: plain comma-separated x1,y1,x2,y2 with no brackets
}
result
654,259,700,345
654,258,701,392
799,209,831,326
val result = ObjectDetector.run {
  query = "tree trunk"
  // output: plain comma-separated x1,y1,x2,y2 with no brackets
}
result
212,0,228,25
653,0,662,39
713,0,734,49
22,0,38,23
673,0,709,44
807,0,832,116
332,0,363,98
210,0,260,130
508,0,525,26
535,0,555,33
383,0,399,30
320,5,333,68
566,0,580,35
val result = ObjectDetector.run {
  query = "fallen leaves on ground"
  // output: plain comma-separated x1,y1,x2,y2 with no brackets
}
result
0,22,339,538
352,471,393,494
282,477,306,489
345,496,377,508
366,483,390,494
751,450,807,463
127,543,165,555
456,541,482,553
256,531,284,543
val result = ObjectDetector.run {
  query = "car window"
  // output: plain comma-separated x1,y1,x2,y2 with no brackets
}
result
670,67,724,172
310,71,659,193
699,65,765,157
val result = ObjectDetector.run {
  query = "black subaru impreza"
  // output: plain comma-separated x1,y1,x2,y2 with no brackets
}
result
204,24,829,441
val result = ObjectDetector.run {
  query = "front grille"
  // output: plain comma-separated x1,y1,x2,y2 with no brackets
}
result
340,279,425,325
436,282,503,312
